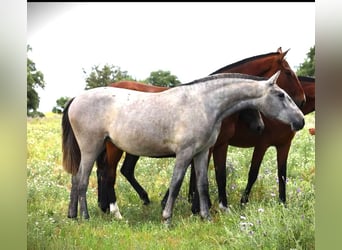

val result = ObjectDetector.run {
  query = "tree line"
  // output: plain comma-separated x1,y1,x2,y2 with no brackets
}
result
27,45,315,117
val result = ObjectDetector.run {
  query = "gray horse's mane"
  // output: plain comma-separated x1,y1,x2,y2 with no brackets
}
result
178,73,268,87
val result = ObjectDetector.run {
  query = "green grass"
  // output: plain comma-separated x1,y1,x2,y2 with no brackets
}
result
27,112,315,249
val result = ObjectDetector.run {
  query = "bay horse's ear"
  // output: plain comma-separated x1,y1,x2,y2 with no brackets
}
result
277,47,282,53
280,48,290,60
268,70,281,86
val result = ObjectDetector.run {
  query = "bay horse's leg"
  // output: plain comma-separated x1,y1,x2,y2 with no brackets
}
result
213,143,230,210
96,144,122,210
161,189,169,209
120,153,150,205
240,144,268,204
68,175,79,218
98,141,123,218
96,150,109,212
162,149,193,225
188,160,196,203
276,141,292,204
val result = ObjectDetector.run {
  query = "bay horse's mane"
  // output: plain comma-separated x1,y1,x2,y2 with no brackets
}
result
298,76,315,83
209,52,279,75
178,73,268,87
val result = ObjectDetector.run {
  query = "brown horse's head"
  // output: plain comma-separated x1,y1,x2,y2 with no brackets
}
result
265,47,306,108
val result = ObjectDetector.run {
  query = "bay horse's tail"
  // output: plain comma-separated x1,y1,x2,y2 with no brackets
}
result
62,97,80,175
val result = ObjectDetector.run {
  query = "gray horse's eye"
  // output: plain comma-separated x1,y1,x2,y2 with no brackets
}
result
278,92,285,98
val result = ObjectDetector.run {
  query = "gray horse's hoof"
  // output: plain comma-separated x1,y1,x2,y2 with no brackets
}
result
162,217,172,228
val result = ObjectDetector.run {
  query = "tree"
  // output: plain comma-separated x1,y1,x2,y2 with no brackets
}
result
27,45,46,116
52,96,70,114
145,70,181,87
83,64,135,90
296,46,315,77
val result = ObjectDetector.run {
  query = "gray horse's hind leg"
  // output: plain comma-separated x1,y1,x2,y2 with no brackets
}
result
76,158,95,219
68,145,103,219
68,175,79,218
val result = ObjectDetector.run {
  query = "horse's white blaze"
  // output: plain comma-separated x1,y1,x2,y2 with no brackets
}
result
110,202,122,219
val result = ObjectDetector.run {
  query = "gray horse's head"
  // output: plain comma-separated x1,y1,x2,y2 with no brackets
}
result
260,71,305,131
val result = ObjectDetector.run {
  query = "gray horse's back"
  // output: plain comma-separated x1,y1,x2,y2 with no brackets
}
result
67,87,185,156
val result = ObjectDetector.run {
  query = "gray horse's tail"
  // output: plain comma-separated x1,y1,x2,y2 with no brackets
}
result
62,97,80,175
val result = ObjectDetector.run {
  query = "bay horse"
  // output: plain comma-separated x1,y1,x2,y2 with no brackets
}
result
96,47,306,215
62,72,305,224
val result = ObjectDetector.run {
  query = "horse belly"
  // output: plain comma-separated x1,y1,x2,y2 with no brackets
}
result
109,131,175,157
107,111,177,157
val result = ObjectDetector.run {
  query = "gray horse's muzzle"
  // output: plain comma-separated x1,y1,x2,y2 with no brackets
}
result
292,118,305,131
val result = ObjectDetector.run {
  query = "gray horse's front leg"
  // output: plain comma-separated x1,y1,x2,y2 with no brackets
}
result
162,150,193,225
193,150,211,221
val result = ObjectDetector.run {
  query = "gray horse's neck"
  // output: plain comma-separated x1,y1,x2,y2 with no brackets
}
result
176,77,266,123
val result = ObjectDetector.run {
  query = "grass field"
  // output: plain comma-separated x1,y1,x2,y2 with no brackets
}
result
27,112,315,249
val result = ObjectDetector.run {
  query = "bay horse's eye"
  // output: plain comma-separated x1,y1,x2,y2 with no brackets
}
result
285,70,292,76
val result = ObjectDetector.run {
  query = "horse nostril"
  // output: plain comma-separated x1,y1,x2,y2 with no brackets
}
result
292,118,305,132
297,119,305,131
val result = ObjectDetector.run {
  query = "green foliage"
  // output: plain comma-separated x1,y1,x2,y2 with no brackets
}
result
145,70,181,87
296,46,315,77
27,113,315,249
83,64,135,90
27,45,46,115
52,96,71,114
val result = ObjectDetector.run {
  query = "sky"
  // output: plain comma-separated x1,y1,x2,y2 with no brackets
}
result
27,2,315,113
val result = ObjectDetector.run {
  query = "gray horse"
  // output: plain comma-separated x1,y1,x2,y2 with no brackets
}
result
62,71,304,225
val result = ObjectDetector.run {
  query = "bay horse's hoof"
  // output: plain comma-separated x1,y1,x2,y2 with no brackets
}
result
141,193,150,205
142,198,150,206
98,203,110,213
191,207,200,215
240,195,249,205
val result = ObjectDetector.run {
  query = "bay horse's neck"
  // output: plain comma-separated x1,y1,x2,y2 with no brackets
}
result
212,54,277,78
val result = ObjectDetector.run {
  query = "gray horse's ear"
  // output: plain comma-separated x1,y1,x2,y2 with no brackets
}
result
268,70,281,86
